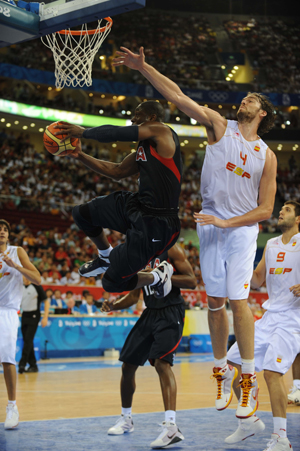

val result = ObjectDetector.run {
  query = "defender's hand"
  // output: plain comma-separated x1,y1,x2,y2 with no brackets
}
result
193,213,227,228
113,46,145,71
290,284,300,297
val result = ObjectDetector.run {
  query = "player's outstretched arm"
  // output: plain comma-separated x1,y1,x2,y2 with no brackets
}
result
167,244,197,289
251,245,267,289
113,47,226,135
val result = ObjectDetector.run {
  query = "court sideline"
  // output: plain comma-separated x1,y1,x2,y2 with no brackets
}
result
0,356,299,450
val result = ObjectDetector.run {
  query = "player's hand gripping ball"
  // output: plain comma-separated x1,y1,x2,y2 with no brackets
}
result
43,121,79,156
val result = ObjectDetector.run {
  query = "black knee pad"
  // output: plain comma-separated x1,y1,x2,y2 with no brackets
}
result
72,204,102,237
102,273,138,293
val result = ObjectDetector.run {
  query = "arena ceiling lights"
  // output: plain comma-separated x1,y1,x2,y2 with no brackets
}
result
0,99,207,138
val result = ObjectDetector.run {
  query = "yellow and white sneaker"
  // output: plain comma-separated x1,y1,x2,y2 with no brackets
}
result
236,373,259,418
211,364,238,411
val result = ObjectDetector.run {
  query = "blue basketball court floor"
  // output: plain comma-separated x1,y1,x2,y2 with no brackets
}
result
1,409,299,451
0,356,299,451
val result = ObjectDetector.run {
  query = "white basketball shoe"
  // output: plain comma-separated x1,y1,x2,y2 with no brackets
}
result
4,404,19,429
152,261,174,299
287,385,300,405
150,422,184,449
225,414,265,444
107,415,134,435
263,433,293,451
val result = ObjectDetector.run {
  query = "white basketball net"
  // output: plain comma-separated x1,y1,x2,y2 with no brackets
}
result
41,18,112,89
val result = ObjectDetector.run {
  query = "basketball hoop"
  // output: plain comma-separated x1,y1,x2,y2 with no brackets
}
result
41,17,113,89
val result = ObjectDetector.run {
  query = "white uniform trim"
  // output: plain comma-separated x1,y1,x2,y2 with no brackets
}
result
200,120,267,220
0,245,23,310
228,310,300,374
264,232,300,312
0,309,19,365
0,245,24,364
228,232,300,373
198,223,257,299
197,120,266,299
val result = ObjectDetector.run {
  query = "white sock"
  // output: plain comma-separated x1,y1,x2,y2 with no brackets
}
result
294,379,300,390
214,356,227,369
121,407,132,417
165,410,176,424
273,417,287,438
241,358,255,374
8,400,16,405
149,272,160,286
98,246,113,258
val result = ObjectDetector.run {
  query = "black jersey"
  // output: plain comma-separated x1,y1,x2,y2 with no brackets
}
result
135,127,182,209
142,251,184,309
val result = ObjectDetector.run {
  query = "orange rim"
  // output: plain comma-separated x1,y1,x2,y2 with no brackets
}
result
57,17,113,35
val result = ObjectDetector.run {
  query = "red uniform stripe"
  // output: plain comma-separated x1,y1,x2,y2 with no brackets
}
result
150,145,181,182
156,231,179,256
159,334,183,360
121,232,179,278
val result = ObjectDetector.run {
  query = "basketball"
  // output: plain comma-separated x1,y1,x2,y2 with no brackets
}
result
43,121,79,156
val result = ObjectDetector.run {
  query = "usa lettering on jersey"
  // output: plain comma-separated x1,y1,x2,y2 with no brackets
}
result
136,146,147,162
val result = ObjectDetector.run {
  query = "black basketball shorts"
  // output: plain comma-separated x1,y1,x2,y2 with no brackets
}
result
119,303,185,367
86,191,180,292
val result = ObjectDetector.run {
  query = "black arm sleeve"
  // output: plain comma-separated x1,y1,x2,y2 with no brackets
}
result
34,284,48,303
82,125,139,143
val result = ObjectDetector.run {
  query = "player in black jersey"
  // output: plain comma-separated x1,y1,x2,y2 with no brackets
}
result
55,101,182,298
101,243,196,448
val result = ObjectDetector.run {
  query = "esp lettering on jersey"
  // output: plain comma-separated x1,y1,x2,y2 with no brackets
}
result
226,151,251,179
269,267,292,275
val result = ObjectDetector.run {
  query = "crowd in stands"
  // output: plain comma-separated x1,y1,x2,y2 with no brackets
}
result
0,79,299,130
1,128,285,233
0,10,220,89
1,9,300,95
224,18,300,94
277,154,300,210
0,132,284,317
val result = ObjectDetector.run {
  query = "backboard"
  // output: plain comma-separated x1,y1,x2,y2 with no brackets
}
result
0,0,146,47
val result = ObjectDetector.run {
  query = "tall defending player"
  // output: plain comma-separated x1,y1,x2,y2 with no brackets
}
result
0,219,41,429
113,47,277,419
102,243,196,449
227,201,300,451
55,101,182,299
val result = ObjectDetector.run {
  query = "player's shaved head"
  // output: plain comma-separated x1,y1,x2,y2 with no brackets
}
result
138,101,165,122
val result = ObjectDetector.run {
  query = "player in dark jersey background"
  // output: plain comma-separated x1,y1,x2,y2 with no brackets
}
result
101,243,196,449
56,101,182,298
